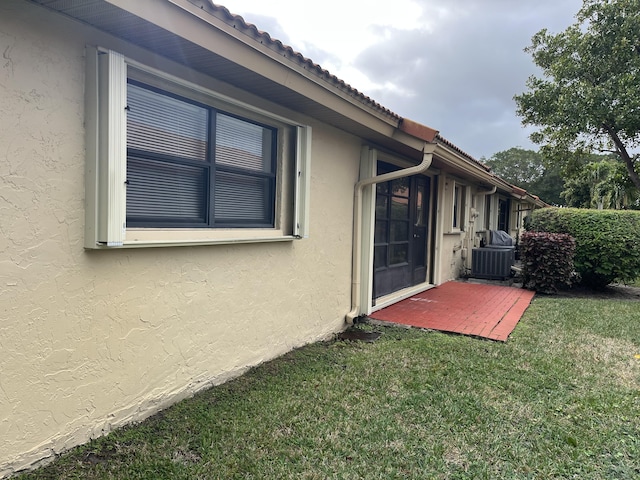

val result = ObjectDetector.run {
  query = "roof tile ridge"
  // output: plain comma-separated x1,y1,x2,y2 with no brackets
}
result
188,1,399,118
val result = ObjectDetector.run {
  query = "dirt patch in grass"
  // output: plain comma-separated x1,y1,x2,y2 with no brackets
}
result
567,333,640,390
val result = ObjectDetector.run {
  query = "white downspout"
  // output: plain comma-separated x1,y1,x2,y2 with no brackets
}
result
476,186,497,197
475,185,496,230
466,185,497,266
345,143,437,324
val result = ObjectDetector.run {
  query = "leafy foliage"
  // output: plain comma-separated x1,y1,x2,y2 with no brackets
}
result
484,147,565,205
521,231,576,293
484,147,545,187
528,162,565,206
561,157,640,209
514,0,640,190
528,207,640,287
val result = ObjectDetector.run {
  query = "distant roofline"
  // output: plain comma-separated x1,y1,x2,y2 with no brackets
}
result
436,134,491,171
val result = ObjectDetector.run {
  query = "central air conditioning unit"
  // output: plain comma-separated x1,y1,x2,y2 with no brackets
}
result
471,230,516,280
471,247,514,280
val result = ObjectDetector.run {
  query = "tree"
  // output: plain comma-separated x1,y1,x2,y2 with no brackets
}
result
528,163,565,206
484,147,565,205
514,0,640,191
483,147,544,187
561,157,640,209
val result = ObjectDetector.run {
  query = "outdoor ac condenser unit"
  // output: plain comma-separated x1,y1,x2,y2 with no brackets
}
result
471,247,514,280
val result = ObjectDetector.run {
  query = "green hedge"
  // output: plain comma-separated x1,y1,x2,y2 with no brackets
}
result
527,208,640,288
521,232,576,293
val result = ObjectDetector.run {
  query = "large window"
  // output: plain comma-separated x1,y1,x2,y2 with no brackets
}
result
126,82,276,228
85,48,311,248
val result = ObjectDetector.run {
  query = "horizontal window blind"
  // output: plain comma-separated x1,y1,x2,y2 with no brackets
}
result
126,157,207,224
127,83,208,161
214,171,272,223
216,114,273,172
125,82,276,228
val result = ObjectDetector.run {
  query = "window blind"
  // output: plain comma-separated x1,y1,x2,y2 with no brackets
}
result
126,157,207,224
127,83,208,161
215,114,272,172
214,171,271,223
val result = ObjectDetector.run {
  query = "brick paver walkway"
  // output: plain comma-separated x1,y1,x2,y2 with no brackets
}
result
368,281,535,341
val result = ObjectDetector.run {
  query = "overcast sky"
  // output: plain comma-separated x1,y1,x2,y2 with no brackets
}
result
217,0,583,159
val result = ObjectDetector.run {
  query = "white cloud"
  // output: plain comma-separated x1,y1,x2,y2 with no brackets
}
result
219,0,426,86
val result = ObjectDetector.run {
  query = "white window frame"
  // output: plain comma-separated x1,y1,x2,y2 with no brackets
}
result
84,47,311,248
497,195,510,233
451,181,467,232
484,194,494,231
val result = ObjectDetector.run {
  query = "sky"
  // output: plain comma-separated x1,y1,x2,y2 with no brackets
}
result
216,0,584,160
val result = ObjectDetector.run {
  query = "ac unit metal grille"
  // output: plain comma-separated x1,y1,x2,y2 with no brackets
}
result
471,247,514,280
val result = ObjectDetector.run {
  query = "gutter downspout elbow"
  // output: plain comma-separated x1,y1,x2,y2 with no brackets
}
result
475,185,497,196
345,143,437,324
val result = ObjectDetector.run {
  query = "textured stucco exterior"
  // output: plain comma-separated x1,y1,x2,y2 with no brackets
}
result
435,174,466,282
0,2,359,475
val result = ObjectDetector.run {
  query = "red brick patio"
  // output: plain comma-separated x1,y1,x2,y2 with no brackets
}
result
368,281,535,341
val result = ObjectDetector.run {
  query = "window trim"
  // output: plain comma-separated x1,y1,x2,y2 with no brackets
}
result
484,195,493,230
497,196,510,233
84,47,311,248
451,181,467,232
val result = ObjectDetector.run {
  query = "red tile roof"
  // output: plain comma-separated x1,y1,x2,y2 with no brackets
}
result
195,1,401,121
398,118,439,142
436,134,491,172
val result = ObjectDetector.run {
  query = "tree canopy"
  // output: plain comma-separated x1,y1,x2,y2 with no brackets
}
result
483,147,544,187
514,0,640,190
484,147,565,205
561,156,640,209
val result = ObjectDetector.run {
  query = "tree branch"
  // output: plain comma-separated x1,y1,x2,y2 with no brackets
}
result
602,124,640,190
595,148,618,155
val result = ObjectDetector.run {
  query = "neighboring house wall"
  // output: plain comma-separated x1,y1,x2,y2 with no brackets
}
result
0,2,359,474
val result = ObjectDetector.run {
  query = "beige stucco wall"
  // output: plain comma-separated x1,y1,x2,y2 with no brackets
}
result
0,1,359,475
436,174,467,282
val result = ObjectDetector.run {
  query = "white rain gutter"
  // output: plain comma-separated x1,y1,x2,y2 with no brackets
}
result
345,142,437,324
475,185,497,196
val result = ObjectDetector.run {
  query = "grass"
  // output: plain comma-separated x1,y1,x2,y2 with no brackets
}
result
17,297,640,479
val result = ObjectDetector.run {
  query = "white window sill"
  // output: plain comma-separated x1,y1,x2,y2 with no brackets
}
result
90,228,299,249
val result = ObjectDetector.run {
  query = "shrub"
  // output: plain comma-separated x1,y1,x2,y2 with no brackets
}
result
527,208,640,288
520,231,576,293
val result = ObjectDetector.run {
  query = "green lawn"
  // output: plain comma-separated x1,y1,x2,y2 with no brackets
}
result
17,297,640,479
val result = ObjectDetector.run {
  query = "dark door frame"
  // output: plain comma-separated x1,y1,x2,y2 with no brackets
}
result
372,162,433,301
